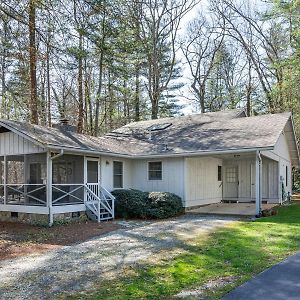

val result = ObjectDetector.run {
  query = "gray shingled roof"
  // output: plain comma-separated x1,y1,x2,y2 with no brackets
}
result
0,110,295,159
107,111,292,155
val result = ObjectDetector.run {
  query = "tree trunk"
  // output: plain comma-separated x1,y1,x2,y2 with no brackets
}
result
151,96,159,119
46,28,51,127
84,58,93,134
134,63,140,121
94,51,104,136
1,18,8,118
199,85,206,113
29,0,38,124
108,71,113,130
191,80,206,113
77,33,84,133
134,1,141,122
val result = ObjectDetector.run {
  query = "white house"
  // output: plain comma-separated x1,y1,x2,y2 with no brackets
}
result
0,109,298,225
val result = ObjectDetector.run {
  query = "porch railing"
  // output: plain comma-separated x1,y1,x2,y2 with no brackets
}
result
0,183,116,221
52,184,84,206
85,183,115,221
0,184,46,206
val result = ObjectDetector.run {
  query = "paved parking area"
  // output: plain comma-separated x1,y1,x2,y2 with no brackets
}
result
222,251,300,300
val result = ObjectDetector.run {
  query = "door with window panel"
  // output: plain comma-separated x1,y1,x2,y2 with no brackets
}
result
84,157,101,202
224,166,239,199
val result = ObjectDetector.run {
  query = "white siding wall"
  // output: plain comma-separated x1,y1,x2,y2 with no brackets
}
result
274,132,292,197
100,156,132,191
0,132,45,155
131,157,185,200
185,157,222,207
223,157,279,203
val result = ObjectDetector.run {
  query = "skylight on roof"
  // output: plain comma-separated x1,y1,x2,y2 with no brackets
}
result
147,123,172,131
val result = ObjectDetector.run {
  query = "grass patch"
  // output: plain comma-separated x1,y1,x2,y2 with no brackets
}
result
63,203,300,300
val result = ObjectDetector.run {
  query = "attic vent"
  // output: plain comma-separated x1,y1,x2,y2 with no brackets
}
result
147,123,172,131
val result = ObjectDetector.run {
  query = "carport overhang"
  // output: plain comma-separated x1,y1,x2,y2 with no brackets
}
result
184,148,276,217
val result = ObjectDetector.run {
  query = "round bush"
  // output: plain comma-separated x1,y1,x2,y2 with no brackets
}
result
112,189,149,218
147,192,183,219
112,189,183,219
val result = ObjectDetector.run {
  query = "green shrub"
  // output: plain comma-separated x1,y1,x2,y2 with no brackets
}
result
112,189,149,218
112,189,183,219
147,192,183,219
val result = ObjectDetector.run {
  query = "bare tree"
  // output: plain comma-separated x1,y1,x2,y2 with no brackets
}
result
139,0,197,119
210,0,286,113
28,0,38,124
181,13,225,112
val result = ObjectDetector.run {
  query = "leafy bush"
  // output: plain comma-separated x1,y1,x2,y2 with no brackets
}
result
112,189,183,219
112,189,149,218
147,192,183,219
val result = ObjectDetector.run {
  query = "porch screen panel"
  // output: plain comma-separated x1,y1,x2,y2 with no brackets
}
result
52,155,84,205
7,156,24,184
7,156,25,205
25,153,47,206
0,157,3,203
53,162,74,184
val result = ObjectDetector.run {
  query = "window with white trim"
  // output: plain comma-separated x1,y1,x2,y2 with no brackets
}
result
148,161,162,180
113,161,123,188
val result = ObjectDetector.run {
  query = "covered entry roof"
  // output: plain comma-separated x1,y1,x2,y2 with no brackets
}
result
0,110,298,164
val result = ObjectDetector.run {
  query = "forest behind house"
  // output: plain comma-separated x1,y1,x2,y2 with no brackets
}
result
0,0,299,140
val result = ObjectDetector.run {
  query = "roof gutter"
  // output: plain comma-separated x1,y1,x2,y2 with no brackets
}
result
49,146,132,159
49,145,274,159
133,146,275,159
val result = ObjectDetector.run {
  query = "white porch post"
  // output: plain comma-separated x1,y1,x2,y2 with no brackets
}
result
255,151,262,216
24,154,28,203
3,155,7,205
46,151,53,226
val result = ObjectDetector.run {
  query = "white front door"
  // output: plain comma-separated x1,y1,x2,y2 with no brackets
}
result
84,157,100,184
224,165,239,198
84,157,100,201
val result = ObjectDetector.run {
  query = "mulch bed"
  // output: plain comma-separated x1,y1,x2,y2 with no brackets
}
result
0,220,120,261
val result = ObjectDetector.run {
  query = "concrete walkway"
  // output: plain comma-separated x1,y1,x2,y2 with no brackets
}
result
189,203,277,216
222,251,300,300
0,215,236,300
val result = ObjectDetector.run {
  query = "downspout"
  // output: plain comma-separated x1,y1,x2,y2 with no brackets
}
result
47,149,64,227
51,149,64,160
255,150,262,217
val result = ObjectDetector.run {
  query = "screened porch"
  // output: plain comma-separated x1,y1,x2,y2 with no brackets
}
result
0,153,85,207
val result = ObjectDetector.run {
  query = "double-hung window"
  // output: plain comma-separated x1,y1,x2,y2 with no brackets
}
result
113,161,123,188
148,161,162,180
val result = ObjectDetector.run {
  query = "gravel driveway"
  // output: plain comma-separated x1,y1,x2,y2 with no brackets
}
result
0,215,237,300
